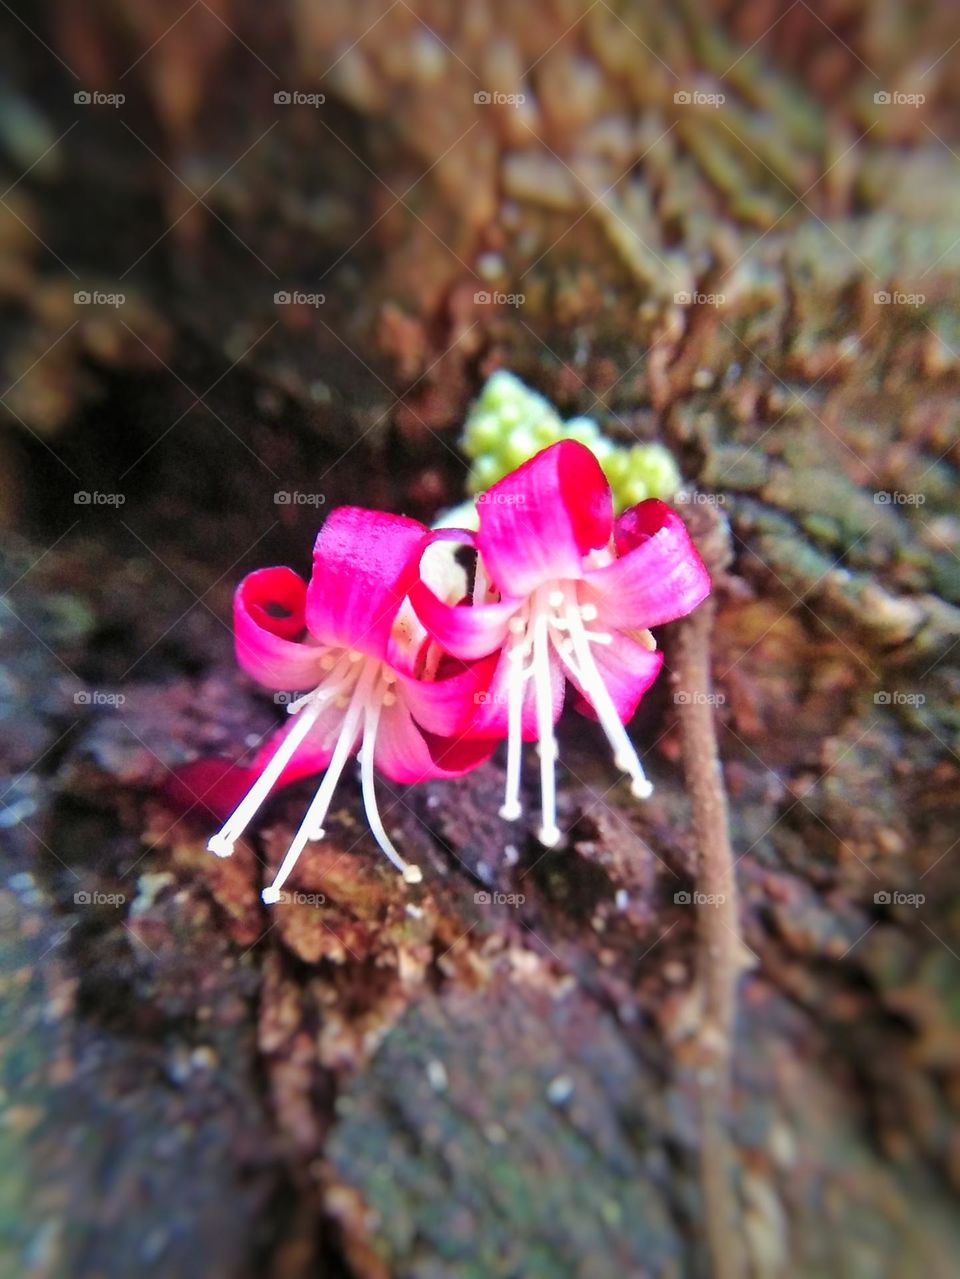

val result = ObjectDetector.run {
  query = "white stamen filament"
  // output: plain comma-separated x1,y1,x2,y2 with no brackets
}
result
561,585,653,799
261,663,375,903
498,629,527,822
237,658,426,903
495,580,654,838
532,605,560,846
206,653,355,858
473,552,491,606
360,683,419,880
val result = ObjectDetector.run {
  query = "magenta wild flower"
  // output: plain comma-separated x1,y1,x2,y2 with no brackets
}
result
207,507,496,902
410,441,711,846
207,440,710,899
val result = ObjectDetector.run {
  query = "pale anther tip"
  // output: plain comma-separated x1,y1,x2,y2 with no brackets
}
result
402,864,423,884
262,885,282,905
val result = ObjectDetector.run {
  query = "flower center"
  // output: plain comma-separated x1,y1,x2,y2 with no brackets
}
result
498,582,653,847
207,649,421,903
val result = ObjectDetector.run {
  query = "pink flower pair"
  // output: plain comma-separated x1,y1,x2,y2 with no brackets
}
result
208,441,711,903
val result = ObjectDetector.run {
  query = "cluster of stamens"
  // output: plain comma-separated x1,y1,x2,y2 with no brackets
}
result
498,582,654,847
207,648,421,902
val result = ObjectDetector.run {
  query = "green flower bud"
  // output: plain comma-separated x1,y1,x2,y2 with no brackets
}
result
461,375,683,513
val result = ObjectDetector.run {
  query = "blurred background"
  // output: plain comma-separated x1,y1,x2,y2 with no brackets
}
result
1,1,959,1276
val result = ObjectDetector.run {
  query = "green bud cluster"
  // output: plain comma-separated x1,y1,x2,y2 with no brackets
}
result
461,371,681,513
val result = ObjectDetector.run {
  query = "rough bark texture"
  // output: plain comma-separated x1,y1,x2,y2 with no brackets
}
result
1,1,959,1276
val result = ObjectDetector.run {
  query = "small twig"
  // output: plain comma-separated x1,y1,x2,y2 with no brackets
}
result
672,501,746,1279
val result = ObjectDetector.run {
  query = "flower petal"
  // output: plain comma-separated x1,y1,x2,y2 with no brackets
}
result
409,579,520,660
420,535,470,604
475,440,613,596
374,696,497,782
469,644,566,741
234,567,329,690
584,500,711,630
408,526,522,660
567,631,664,722
305,507,429,661
161,758,259,822
249,698,356,789
394,652,500,737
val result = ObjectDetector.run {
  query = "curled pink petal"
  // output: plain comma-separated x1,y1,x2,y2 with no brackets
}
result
305,507,429,660
409,577,520,660
476,440,613,596
374,696,497,783
393,652,500,737
584,500,712,631
408,526,522,661
566,631,664,723
234,567,329,690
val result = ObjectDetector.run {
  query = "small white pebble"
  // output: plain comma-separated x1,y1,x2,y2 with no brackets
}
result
476,252,505,280
426,1059,448,1092
546,1075,574,1105
769,1120,797,1168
